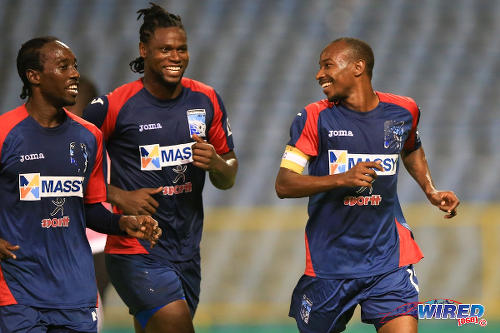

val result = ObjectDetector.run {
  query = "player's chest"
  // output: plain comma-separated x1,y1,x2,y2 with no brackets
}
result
115,103,213,146
318,110,413,154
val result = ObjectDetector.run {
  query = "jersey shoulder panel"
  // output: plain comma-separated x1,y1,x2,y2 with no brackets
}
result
66,109,103,141
103,79,144,138
376,91,418,116
181,77,216,98
294,99,331,156
0,105,29,158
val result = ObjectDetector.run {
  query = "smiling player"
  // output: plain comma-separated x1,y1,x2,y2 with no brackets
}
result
275,37,460,333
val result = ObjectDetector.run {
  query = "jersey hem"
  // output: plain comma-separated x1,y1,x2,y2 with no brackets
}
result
304,261,422,279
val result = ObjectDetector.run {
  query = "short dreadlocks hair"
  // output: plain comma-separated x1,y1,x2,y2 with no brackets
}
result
130,2,184,73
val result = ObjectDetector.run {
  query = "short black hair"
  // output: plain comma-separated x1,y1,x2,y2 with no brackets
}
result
130,2,185,73
17,36,58,99
331,37,375,78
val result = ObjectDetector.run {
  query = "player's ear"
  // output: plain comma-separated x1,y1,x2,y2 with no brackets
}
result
353,59,365,77
139,42,147,58
26,69,41,85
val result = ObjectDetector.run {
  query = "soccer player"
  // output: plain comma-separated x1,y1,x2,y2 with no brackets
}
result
275,37,459,333
83,4,237,333
0,36,161,333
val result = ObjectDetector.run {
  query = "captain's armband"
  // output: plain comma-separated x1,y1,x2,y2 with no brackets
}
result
280,145,310,174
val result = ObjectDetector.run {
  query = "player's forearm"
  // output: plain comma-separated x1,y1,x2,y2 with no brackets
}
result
107,184,127,209
402,147,437,198
209,151,238,190
84,203,126,235
275,167,344,198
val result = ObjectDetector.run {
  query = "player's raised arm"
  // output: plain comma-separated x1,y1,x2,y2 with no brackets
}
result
401,146,460,218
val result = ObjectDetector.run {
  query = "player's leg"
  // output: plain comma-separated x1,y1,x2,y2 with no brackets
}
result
360,265,419,332
106,254,197,333
142,300,194,333
377,315,417,333
288,275,362,333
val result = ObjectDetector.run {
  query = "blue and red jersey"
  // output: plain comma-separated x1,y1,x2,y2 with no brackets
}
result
83,77,234,262
0,105,106,308
287,92,424,279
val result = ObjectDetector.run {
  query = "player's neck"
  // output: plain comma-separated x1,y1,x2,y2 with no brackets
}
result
341,84,379,112
143,75,182,101
25,98,66,128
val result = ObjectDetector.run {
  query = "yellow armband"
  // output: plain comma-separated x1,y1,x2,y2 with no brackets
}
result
280,145,310,174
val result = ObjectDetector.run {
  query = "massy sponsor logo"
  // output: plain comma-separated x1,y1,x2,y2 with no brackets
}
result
19,173,84,201
139,143,193,171
328,150,398,176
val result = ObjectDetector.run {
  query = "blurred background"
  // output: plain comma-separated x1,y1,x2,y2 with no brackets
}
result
1,0,499,332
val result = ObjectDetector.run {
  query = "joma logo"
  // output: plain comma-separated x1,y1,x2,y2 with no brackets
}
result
20,153,45,163
139,123,163,132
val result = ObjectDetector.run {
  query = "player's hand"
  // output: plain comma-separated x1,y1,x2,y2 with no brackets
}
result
191,134,224,172
340,161,384,188
0,238,20,261
427,190,460,219
118,215,162,248
116,187,163,215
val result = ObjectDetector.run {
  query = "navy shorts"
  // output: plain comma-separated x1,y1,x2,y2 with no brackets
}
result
105,253,201,318
0,304,98,332
289,265,419,333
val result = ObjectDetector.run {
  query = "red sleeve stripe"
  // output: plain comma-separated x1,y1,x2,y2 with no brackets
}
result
376,92,420,150
295,100,330,156
0,105,29,159
182,78,230,155
102,80,144,141
66,111,107,204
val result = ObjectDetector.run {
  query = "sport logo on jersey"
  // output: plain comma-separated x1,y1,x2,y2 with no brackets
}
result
139,143,193,171
328,150,399,176
187,109,206,137
19,173,84,201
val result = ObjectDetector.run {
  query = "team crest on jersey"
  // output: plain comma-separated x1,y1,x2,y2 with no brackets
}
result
384,120,407,150
69,142,88,175
328,150,399,176
300,294,313,324
187,109,206,137
19,173,84,201
139,143,193,171
140,144,161,170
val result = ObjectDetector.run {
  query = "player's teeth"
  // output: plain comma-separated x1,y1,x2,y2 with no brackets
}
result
322,82,332,88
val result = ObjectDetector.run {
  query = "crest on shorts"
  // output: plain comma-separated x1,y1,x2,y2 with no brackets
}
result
300,294,313,324
187,109,206,137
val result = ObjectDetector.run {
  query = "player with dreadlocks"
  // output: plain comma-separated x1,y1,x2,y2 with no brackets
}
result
83,3,238,333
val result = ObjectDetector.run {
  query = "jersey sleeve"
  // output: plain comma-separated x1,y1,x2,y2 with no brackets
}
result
403,104,422,153
84,128,107,204
82,96,111,139
287,108,319,157
207,91,234,155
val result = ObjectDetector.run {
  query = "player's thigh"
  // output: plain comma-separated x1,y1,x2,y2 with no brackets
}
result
361,265,419,330
289,275,361,333
377,315,417,333
105,254,184,314
144,299,194,333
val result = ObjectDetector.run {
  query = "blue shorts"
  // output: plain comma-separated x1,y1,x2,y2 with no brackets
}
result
105,253,200,320
289,265,419,333
0,304,97,332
